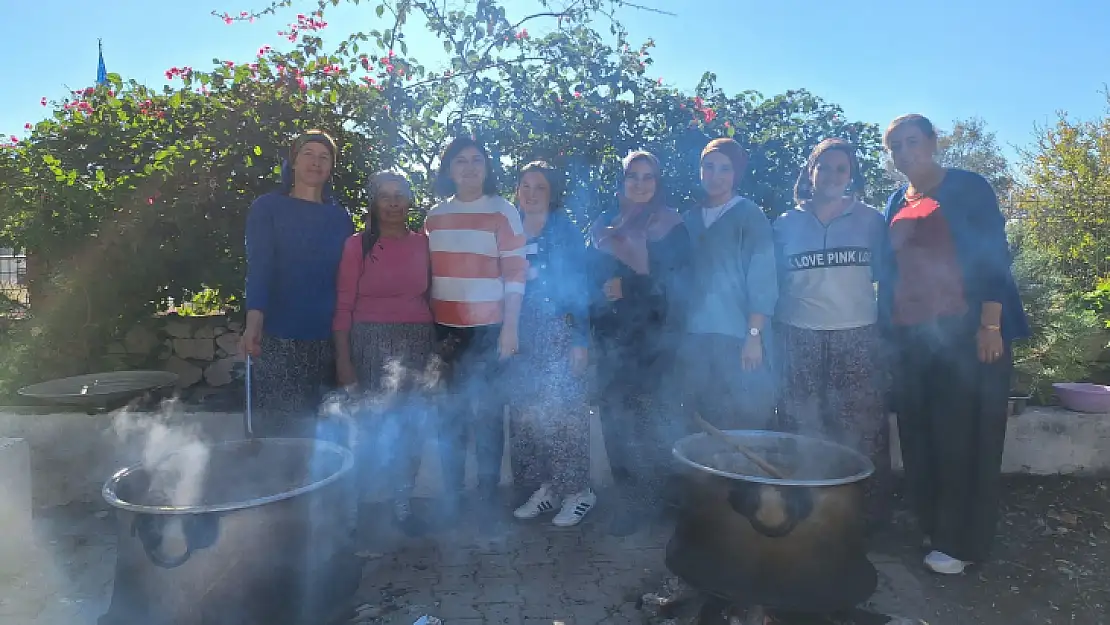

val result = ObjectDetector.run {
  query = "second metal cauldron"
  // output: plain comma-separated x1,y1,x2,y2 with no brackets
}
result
667,430,877,613
99,438,360,625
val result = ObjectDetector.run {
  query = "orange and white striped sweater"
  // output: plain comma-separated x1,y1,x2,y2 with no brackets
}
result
424,195,528,327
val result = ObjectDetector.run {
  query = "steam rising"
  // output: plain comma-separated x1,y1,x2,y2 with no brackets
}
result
111,399,211,508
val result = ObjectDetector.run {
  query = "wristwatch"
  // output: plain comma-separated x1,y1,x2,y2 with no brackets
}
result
749,327,761,337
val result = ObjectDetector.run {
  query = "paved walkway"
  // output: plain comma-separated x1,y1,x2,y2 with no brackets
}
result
351,499,931,625
1,500,932,625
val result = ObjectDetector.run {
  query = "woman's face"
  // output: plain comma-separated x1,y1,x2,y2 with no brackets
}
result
700,151,735,200
886,123,936,178
623,158,657,204
449,146,487,194
810,149,852,201
293,141,333,188
517,171,551,215
374,179,411,227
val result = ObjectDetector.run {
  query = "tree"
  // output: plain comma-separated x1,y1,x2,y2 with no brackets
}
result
937,117,1016,204
1014,95,1110,292
0,0,888,391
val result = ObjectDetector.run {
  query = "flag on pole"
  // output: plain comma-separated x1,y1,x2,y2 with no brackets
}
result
96,39,108,86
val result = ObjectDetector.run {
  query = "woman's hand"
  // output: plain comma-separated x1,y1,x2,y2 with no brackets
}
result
240,319,263,359
603,278,623,302
569,346,588,376
977,325,1005,364
336,358,358,389
498,324,519,360
741,336,763,371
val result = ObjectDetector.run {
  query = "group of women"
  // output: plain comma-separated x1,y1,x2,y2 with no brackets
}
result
241,112,1028,577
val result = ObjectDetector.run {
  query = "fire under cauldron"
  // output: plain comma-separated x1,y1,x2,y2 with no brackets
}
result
665,430,917,624
98,438,361,625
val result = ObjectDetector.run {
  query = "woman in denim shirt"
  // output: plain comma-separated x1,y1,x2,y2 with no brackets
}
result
508,161,596,528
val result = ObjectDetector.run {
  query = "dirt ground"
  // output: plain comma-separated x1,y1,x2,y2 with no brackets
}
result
875,475,1110,625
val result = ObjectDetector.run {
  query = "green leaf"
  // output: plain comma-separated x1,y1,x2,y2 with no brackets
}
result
376,4,384,17
253,145,262,156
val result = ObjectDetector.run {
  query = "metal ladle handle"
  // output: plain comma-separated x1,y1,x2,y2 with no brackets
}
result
244,355,254,438
692,412,788,480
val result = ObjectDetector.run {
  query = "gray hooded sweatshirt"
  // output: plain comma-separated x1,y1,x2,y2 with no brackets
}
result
772,199,887,330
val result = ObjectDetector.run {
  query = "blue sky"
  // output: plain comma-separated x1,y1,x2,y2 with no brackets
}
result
2,0,1106,165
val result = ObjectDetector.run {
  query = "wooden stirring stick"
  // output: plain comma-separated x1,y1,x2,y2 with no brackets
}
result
692,412,789,480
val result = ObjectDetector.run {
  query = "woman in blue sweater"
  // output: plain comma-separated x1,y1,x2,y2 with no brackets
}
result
682,137,779,431
240,130,355,437
879,114,1029,575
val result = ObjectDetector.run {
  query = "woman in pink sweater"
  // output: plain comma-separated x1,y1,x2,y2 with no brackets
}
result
333,170,434,537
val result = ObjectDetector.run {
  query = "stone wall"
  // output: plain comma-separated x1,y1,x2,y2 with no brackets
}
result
106,314,243,391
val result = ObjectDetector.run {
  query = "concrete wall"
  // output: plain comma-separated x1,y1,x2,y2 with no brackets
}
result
2,403,1108,511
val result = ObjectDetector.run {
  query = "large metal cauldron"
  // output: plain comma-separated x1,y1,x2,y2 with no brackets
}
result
667,430,877,613
99,438,360,625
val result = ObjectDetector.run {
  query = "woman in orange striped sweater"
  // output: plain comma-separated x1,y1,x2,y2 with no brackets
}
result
424,136,528,528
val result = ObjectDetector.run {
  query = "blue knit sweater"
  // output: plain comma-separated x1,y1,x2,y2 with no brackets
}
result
244,192,354,340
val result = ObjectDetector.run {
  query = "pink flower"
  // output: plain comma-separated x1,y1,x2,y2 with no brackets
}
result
222,13,232,24
703,108,717,123
23,123,31,130
108,89,115,97
225,61,235,68
573,91,582,98
657,77,663,85
240,11,248,17
724,121,731,129
9,136,17,143
147,197,155,205
40,97,47,106
258,46,271,56
385,63,394,74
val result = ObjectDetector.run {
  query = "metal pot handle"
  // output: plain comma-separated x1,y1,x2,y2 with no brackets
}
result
726,482,814,538
131,514,220,569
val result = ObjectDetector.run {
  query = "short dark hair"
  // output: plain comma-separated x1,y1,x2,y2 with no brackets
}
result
793,138,865,204
516,160,564,211
883,114,937,150
433,136,498,198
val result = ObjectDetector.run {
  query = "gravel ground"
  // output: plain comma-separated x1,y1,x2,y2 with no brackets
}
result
874,476,1110,625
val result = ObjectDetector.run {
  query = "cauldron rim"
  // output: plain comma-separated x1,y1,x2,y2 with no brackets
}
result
672,430,874,487
101,437,354,516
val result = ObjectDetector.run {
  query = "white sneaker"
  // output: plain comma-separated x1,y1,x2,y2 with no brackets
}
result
552,489,597,527
924,550,968,575
514,485,559,519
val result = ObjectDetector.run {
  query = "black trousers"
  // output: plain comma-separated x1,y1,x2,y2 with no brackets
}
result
893,315,1011,562
596,336,684,510
435,324,506,496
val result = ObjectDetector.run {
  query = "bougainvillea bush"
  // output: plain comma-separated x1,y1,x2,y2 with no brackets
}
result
0,0,889,391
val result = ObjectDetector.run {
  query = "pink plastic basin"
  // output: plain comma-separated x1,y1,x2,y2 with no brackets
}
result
1053,382,1110,413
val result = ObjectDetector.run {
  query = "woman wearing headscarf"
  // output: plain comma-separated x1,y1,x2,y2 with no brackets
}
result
879,113,1029,575
682,137,778,431
589,150,691,536
507,161,595,528
241,130,354,437
773,138,891,530
333,170,434,536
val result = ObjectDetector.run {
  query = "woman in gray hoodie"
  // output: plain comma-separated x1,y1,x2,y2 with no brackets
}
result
773,138,892,529
682,138,779,431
